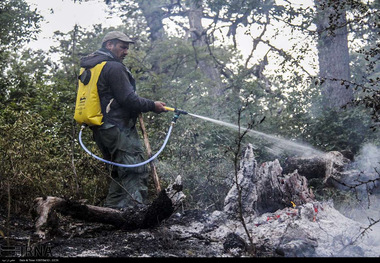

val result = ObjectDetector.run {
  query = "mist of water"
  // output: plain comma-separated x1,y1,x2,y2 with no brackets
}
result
188,113,324,157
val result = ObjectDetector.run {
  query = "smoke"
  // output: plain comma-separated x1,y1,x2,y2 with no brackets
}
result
337,143,380,255
353,143,380,175
343,143,380,201
339,143,380,206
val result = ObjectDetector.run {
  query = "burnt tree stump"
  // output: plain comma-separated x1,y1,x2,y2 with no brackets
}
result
224,144,315,217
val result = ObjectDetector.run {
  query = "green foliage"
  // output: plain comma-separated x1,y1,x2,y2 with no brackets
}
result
0,0,41,104
0,104,109,211
257,82,379,159
305,106,378,154
0,24,112,212
0,0,41,47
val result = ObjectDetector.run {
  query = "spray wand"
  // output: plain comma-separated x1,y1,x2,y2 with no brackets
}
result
164,106,188,123
164,106,188,115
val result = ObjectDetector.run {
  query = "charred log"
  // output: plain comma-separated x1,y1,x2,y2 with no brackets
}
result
282,151,351,185
33,176,185,238
282,156,327,180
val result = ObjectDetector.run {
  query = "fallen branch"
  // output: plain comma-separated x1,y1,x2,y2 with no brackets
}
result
33,176,185,239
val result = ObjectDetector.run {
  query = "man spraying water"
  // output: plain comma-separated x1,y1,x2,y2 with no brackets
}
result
75,31,167,210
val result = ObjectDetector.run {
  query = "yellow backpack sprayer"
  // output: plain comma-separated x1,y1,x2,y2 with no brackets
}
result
78,106,188,167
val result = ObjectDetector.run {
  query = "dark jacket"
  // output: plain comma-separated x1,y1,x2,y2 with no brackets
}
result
80,48,155,130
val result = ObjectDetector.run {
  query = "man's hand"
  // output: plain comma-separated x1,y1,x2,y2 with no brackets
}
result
154,101,167,113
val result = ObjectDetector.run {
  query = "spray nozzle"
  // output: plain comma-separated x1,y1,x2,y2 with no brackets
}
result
164,106,188,115
164,106,188,124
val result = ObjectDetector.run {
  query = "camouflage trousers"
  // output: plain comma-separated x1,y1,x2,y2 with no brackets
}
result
92,122,149,209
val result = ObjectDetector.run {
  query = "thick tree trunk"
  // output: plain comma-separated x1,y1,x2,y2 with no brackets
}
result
187,1,226,116
314,0,353,110
137,0,166,76
138,0,165,42
188,1,223,98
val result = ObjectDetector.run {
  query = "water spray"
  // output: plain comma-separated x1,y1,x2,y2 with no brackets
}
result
79,105,322,167
164,107,322,156
187,112,324,156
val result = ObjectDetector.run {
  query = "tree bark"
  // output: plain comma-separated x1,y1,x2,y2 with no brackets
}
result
314,0,353,110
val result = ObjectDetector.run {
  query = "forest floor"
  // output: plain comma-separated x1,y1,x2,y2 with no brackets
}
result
0,207,233,259
2,199,380,259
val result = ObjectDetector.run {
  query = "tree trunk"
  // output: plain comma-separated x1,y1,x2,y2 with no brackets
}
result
314,0,353,110
187,1,226,115
188,1,223,97
137,0,166,76
138,0,166,42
